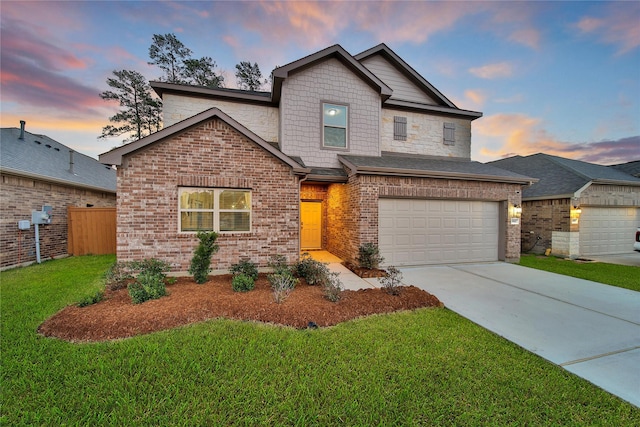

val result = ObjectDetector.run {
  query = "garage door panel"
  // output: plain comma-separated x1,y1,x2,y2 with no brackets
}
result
580,207,638,255
379,199,499,266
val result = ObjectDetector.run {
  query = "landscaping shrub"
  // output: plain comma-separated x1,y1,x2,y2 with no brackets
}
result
268,254,291,276
380,266,403,296
230,258,258,281
128,270,167,304
104,261,134,291
231,273,255,292
77,289,105,307
189,231,220,284
270,272,297,303
322,271,343,302
294,253,330,286
357,243,384,269
130,258,172,276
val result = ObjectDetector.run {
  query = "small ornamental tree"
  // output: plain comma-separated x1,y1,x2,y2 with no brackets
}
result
189,231,219,284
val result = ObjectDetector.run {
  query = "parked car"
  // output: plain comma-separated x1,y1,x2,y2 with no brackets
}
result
635,227,640,251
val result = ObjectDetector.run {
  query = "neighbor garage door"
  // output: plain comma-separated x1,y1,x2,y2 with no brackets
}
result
379,199,500,266
579,207,639,255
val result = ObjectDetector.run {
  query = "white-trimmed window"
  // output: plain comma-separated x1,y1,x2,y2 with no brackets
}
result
179,188,251,233
322,103,348,148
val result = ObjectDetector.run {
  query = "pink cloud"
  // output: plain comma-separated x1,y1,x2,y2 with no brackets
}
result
469,62,514,79
573,2,640,55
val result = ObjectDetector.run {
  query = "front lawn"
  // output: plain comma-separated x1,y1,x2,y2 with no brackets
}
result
519,254,640,292
2,256,638,425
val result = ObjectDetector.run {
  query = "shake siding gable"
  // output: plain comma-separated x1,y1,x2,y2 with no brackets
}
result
280,58,381,168
116,118,299,271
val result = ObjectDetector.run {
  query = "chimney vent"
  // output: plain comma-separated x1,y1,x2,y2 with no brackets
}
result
69,150,75,174
19,120,25,140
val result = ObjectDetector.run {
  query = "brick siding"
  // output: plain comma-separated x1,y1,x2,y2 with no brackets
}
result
116,118,300,271
1,173,115,269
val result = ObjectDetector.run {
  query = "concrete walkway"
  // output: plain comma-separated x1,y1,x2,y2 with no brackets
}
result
308,251,639,406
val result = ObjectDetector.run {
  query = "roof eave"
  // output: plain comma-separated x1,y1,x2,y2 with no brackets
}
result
151,81,275,106
1,167,116,193
384,99,483,120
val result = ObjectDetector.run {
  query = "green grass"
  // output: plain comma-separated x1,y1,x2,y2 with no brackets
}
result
2,256,639,425
519,254,640,292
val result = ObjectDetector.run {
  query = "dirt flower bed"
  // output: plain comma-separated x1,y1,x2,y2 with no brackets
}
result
343,262,388,278
38,274,443,342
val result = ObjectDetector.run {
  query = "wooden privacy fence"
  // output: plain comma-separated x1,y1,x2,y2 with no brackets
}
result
68,207,116,256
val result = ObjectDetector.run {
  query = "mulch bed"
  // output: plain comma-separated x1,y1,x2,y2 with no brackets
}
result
38,274,442,342
343,262,388,278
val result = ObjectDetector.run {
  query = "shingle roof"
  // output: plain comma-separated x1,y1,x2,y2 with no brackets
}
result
339,152,534,184
489,153,640,199
1,127,116,192
610,160,640,177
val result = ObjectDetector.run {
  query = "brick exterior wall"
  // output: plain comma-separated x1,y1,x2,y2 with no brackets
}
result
163,94,279,143
521,199,572,255
323,174,522,264
381,108,472,158
1,173,115,269
280,58,381,168
579,184,640,206
116,118,300,272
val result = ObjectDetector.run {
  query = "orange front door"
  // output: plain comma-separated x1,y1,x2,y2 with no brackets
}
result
301,202,322,249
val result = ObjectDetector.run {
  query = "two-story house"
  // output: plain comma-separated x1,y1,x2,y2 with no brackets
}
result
100,44,532,271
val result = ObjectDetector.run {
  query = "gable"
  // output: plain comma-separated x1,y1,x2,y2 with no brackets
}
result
360,55,438,105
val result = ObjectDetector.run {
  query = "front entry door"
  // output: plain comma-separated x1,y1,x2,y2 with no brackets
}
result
301,202,322,249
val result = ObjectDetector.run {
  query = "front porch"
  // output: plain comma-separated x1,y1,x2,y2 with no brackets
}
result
302,250,378,290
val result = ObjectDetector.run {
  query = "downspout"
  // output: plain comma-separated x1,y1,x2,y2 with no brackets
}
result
298,174,309,260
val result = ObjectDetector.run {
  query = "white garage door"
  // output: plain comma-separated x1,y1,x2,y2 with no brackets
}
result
579,207,639,255
379,199,500,266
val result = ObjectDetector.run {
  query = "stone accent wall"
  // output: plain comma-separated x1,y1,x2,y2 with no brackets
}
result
1,173,115,269
280,58,381,168
551,231,580,258
116,118,300,271
162,94,279,143
325,174,522,264
381,108,472,159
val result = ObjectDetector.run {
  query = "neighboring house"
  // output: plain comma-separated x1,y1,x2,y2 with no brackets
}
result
610,160,640,178
100,44,533,271
1,122,116,269
490,153,640,258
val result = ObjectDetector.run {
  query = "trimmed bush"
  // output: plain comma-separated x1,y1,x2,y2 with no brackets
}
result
322,271,343,302
232,273,255,292
189,231,220,284
230,258,258,281
128,271,167,304
380,266,403,296
294,253,330,286
357,243,385,269
270,272,297,304
77,289,105,307
268,254,291,276
104,261,134,291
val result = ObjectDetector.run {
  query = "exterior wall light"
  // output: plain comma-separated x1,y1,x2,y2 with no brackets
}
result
571,205,582,224
510,204,522,225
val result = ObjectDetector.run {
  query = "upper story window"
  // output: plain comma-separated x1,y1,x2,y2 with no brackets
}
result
323,103,348,149
179,187,251,233
443,122,455,145
394,116,407,141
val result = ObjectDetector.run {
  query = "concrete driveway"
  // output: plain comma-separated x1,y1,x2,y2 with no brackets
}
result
583,251,640,267
399,263,640,407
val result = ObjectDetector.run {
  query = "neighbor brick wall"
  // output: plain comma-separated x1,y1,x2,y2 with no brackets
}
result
579,184,640,207
326,174,523,264
116,118,300,271
0,173,115,269
280,58,381,168
521,199,572,255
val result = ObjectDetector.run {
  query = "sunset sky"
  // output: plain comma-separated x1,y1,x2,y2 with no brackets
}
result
1,0,639,164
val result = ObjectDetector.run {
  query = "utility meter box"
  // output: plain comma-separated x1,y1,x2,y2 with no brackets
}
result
32,206,52,225
18,220,31,230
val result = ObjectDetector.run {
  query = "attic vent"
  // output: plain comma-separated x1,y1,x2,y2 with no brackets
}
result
394,116,407,141
443,122,455,146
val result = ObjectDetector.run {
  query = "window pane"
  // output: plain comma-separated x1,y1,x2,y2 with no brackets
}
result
323,104,347,127
324,127,346,148
180,212,214,232
180,189,214,209
220,212,250,232
219,190,250,210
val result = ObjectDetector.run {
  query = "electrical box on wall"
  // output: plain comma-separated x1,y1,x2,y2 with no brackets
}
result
18,220,30,230
32,206,53,225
